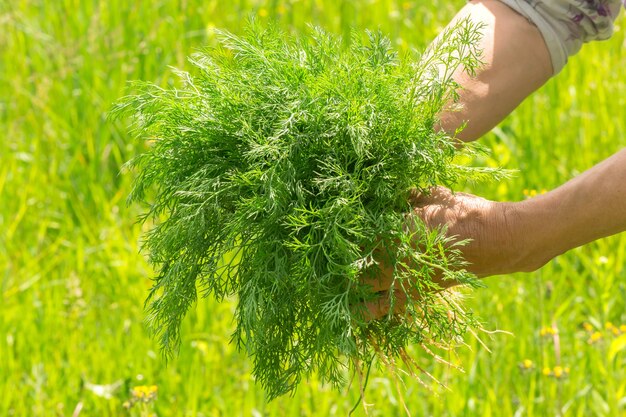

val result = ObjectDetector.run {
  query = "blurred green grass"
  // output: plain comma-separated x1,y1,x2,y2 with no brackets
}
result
1,1,626,416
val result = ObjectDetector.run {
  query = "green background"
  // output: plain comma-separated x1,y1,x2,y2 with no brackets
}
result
2,1,626,416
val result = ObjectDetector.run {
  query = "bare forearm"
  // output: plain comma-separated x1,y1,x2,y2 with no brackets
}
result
511,149,626,271
437,0,553,141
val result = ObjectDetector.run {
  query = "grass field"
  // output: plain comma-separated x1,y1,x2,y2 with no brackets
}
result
2,1,626,416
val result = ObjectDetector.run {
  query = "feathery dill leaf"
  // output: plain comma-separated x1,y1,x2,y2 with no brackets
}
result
112,19,492,399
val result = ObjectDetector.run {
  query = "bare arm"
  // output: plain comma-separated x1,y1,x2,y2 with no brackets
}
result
366,150,626,318
437,0,553,141
511,149,626,271
412,149,626,279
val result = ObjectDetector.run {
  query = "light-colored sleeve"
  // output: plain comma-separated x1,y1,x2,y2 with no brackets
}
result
493,0,623,73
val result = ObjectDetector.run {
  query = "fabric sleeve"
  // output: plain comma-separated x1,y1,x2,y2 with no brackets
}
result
492,0,623,74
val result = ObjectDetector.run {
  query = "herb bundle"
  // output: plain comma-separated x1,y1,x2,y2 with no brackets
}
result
113,20,493,399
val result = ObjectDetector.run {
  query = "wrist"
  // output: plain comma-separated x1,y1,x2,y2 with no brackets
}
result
505,196,567,273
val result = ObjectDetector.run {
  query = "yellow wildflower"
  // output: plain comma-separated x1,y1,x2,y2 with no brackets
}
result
582,322,594,332
131,387,144,398
540,326,556,337
518,359,534,371
553,366,564,378
589,331,602,344
553,365,570,379
542,367,552,377
131,385,158,402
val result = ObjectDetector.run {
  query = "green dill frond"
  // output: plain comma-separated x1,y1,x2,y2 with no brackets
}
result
111,18,491,400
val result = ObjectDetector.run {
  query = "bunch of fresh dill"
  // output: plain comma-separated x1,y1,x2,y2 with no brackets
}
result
112,20,495,399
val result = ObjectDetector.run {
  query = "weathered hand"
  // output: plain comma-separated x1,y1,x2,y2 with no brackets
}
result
410,186,525,278
362,186,527,319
